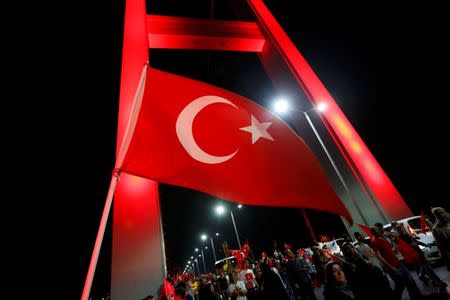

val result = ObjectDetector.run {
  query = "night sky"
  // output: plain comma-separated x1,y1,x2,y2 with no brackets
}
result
32,1,449,299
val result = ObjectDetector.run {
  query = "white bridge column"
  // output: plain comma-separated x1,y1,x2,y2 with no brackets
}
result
111,174,166,299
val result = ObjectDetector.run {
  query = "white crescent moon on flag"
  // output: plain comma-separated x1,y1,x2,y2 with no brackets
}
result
176,95,239,164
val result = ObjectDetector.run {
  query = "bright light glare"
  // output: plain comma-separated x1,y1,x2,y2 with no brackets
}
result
237,204,243,208
190,256,193,259
317,103,327,112
200,234,207,241
215,233,219,236
273,99,290,114
215,205,225,215
195,248,199,252
205,246,208,249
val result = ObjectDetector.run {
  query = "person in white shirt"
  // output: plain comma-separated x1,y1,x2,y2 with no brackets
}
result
228,271,247,300
238,267,258,290
353,232,384,273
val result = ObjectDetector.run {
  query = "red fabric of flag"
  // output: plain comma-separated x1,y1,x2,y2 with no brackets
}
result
420,211,426,234
357,223,373,237
163,278,174,299
241,242,251,257
229,249,245,265
322,248,346,265
122,68,351,220
284,243,292,249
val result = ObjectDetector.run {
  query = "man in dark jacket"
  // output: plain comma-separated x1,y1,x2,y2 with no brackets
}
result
285,249,317,299
259,263,289,300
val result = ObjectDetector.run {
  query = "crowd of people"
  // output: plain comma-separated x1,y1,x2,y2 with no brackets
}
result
155,207,449,300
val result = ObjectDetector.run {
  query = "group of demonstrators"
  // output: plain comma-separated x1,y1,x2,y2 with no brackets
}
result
157,207,449,300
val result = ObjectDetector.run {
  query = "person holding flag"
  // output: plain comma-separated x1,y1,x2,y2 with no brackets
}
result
228,271,248,300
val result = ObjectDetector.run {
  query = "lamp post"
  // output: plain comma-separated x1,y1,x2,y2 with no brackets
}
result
216,205,242,248
194,259,200,276
195,246,207,273
200,250,207,273
201,233,220,263
273,99,368,225
190,262,196,277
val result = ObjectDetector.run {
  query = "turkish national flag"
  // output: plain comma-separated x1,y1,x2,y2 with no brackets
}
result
420,211,426,234
163,278,174,298
122,67,351,220
229,250,245,265
241,242,251,255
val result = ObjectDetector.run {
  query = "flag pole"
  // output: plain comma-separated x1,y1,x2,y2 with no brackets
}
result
81,172,119,300
230,211,242,249
81,64,148,300
301,209,317,242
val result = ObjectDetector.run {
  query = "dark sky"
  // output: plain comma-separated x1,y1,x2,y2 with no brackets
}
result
30,1,449,299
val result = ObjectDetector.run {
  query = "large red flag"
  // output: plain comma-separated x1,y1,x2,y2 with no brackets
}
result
121,68,351,220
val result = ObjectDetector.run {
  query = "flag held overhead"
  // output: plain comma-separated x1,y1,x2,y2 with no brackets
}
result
122,67,351,221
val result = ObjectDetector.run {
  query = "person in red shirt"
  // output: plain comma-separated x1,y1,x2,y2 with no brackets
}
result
370,226,422,300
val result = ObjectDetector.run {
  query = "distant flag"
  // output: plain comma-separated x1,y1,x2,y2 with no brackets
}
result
244,272,255,281
178,274,188,282
241,242,251,257
229,249,245,265
319,234,330,243
420,211,426,234
322,248,346,265
284,243,292,249
163,278,174,299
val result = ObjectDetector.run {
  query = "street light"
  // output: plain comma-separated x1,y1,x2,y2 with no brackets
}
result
272,97,290,114
215,204,242,248
272,99,367,225
200,233,221,263
215,205,225,215
316,102,327,113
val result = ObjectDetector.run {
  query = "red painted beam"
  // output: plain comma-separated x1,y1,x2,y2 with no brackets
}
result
146,15,265,52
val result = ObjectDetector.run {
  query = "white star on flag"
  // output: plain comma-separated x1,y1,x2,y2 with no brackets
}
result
240,115,274,144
